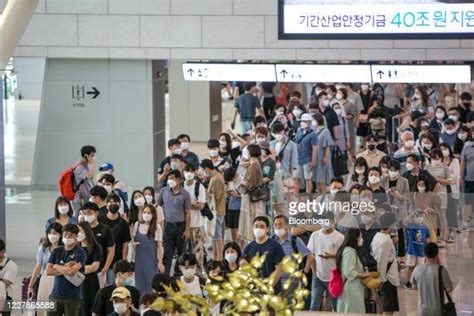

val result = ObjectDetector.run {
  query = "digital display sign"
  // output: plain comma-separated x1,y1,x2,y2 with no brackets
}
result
279,0,474,39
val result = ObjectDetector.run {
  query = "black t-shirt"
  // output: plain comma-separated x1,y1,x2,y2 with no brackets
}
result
81,242,102,266
92,284,140,315
91,223,115,270
388,179,397,188
98,206,108,218
99,215,132,265
323,107,340,138
403,169,438,192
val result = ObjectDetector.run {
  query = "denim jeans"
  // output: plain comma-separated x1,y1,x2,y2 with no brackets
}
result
310,275,336,311
240,121,253,134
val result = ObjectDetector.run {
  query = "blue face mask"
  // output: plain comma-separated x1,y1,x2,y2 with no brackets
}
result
123,276,135,287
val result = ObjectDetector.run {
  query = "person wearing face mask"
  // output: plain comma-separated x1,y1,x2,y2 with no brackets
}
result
218,131,243,169
425,149,451,247
90,185,109,218
182,164,207,274
143,186,165,234
357,83,376,140
307,212,344,311
366,167,388,205
232,82,264,133
403,154,440,193
345,157,369,191
177,134,200,170
460,127,474,232
413,177,442,246
402,211,432,290
222,242,242,275
99,163,128,202
337,88,359,158
92,260,140,316
70,145,96,217
259,141,276,214
157,170,191,276
169,154,186,176
359,211,380,273
357,134,386,169
370,213,400,314
132,205,163,294
440,118,458,148
100,174,130,219
394,130,423,174
45,196,77,231
270,123,298,183
332,102,350,157
453,125,469,156
177,253,206,301
458,92,472,123
447,107,461,125
77,221,102,316
46,224,87,316
128,191,147,230
108,287,135,316
207,139,230,174
242,216,285,290
430,106,448,131
99,194,132,284
440,143,460,242
295,113,319,194
29,223,62,316
418,132,439,162
254,126,269,146
335,229,371,313
157,139,181,187
317,91,340,140
81,202,116,288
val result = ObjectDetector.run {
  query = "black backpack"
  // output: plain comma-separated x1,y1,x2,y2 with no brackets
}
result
193,181,213,221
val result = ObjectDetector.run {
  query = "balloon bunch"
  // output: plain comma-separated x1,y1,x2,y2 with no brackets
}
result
150,253,309,316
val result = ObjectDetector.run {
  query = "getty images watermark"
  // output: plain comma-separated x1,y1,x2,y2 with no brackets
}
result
288,198,377,225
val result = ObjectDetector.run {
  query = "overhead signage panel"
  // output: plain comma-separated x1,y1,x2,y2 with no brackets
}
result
275,64,372,83
371,65,471,83
182,63,277,82
279,0,474,39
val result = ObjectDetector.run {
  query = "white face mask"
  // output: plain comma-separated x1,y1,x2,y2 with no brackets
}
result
134,197,145,207
89,197,95,203
167,179,177,188
358,238,364,247
292,109,302,118
388,170,399,179
442,149,450,157
406,162,415,171
256,137,266,144
448,115,458,122
323,222,333,231
62,238,75,247
436,111,445,120
219,141,227,149
458,133,468,141
323,100,330,107
113,303,128,315
253,228,266,239
144,195,153,204
180,142,189,151
404,140,415,148
368,176,380,184
48,234,60,244
446,129,456,135
300,122,309,129
77,232,86,242
242,149,250,160
355,168,365,175
142,213,153,222
422,143,432,150
182,267,196,279
275,134,284,142
184,172,195,181
225,253,238,263
361,84,369,91
361,215,372,225
209,149,219,157
173,148,182,155
335,93,343,100
84,214,96,223
170,162,179,170
58,205,69,215
431,159,441,167
417,186,426,193
329,188,339,194
275,228,286,238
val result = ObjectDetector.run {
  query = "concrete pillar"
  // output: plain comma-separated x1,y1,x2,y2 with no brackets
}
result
168,59,222,142
32,58,156,190
0,0,39,69
151,61,167,187
0,77,5,240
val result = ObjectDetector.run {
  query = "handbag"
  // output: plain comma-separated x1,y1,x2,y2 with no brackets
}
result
331,146,349,177
64,271,86,287
361,271,382,290
439,266,456,316
248,185,270,203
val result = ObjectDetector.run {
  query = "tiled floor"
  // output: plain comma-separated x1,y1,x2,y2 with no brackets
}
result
3,100,474,315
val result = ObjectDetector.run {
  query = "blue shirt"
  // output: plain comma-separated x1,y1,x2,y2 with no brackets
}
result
242,238,285,279
440,132,457,148
235,93,261,121
49,245,87,300
406,223,430,257
182,151,200,170
295,128,318,165
45,216,77,232
271,233,311,257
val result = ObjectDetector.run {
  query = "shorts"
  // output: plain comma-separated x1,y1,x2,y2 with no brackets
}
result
225,209,240,229
296,163,312,180
406,255,424,267
379,281,400,312
213,215,225,241
464,181,474,206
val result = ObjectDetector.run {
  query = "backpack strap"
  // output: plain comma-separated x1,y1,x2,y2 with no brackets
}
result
290,235,299,254
194,180,201,201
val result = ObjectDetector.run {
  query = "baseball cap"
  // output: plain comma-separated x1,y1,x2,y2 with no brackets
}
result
99,163,114,172
111,287,131,300
299,113,313,121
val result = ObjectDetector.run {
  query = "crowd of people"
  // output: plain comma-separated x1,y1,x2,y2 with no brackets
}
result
14,81,473,315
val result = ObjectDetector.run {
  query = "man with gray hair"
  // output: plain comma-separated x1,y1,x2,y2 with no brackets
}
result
393,130,423,173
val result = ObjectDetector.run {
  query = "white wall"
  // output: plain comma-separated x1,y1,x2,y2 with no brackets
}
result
12,57,45,100
2,0,472,61
31,58,155,189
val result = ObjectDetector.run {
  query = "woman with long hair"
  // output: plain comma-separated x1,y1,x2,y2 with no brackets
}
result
45,196,77,231
132,204,164,293
440,143,460,243
335,229,369,313
222,242,242,275
143,186,165,234
128,190,146,228
77,221,102,316
345,157,369,191
29,222,62,316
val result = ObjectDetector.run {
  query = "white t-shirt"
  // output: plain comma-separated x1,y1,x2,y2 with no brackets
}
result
180,276,202,296
307,229,344,282
184,181,206,228
0,257,17,299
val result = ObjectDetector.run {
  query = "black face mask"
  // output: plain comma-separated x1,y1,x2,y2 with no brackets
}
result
367,144,376,151
108,205,120,214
